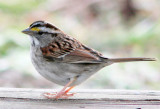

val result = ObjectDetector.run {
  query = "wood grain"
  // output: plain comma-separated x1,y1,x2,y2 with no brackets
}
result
0,88,160,109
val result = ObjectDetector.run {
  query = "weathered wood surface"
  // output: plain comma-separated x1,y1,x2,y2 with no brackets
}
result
0,88,160,109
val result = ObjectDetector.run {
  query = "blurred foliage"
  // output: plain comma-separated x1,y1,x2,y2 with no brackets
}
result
0,0,159,89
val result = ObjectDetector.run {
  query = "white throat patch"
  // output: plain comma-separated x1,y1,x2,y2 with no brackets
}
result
30,36,40,46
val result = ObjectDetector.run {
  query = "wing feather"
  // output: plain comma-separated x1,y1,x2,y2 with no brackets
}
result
40,34,104,63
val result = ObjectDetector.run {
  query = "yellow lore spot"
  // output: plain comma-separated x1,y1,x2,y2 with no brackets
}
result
30,27,40,32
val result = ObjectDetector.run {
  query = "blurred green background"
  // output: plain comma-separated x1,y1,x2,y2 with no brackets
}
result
0,0,159,90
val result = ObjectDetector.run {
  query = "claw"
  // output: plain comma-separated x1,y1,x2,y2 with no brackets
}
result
43,92,75,99
43,92,57,99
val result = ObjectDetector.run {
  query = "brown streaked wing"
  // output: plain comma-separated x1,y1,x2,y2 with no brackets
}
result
41,43,104,63
62,48,103,63
40,42,75,58
40,33,104,63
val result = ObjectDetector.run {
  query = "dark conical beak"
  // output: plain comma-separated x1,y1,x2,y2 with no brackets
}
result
22,28,32,35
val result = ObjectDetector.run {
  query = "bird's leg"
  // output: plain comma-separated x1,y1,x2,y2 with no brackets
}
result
55,86,75,99
44,78,76,99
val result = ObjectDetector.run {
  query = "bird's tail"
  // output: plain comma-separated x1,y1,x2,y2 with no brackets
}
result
107,57,156,63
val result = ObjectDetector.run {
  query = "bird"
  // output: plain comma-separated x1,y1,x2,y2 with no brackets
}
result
22,21,156,99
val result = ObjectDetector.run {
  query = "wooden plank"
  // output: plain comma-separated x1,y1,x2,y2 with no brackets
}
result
0,88,160,109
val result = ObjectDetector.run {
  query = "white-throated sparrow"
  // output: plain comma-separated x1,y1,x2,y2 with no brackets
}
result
22,21,156,99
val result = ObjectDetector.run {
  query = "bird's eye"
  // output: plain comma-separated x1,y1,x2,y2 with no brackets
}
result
38,31,43,35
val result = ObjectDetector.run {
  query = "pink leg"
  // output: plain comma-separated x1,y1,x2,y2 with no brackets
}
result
55,86,75,99
44,78,76,99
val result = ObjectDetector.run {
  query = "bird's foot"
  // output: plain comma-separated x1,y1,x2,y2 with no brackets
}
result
43,91,75,99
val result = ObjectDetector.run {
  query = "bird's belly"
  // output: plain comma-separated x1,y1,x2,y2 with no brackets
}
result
31,56,104,86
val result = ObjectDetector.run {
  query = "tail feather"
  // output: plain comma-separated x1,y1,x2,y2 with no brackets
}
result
108,57,156,63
